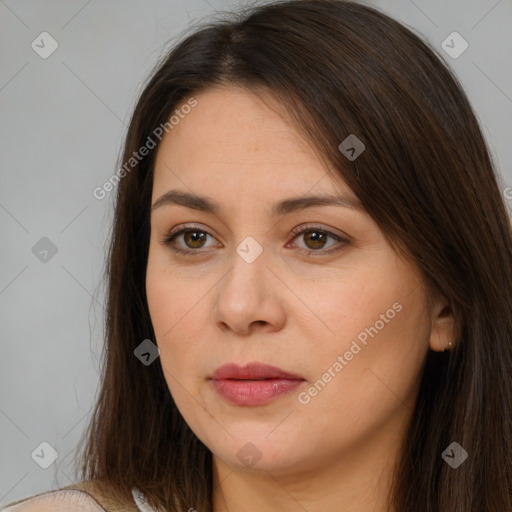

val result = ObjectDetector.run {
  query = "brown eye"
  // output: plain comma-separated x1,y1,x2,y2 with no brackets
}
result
181,230,208,249
301,230,329,250
288,225,350,256
161,227,218,255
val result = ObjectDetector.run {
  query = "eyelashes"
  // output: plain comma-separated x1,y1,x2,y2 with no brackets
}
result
159,224,350,257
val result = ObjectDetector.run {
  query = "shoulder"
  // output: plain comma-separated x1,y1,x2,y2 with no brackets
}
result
1,481,141,512
1,488,106,512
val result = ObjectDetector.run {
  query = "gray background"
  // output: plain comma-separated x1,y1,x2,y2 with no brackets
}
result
1,0,511,505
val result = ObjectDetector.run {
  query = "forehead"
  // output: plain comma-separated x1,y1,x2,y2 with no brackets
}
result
152,86,352,201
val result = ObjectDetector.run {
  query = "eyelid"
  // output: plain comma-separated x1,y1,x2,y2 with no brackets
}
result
289,223,350,242
166,222,216,240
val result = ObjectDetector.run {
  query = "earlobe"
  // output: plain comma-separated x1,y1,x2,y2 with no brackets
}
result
429,302,456,352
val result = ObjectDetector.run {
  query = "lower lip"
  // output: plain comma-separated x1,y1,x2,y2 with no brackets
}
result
211,378,305,406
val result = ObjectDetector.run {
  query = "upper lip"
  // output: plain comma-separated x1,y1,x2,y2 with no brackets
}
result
211,362,305,380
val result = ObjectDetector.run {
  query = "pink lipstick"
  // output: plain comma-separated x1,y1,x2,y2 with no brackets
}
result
210,362,306,406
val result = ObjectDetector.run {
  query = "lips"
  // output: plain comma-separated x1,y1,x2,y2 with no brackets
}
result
211,362,304,381
210,362,306,406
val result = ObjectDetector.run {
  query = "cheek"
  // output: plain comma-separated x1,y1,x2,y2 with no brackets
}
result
363,287,430,396
308,267,401,357
145,261,206,378
303,258,430,409
146,241,207,339
146,271,206,421
306,283,429,427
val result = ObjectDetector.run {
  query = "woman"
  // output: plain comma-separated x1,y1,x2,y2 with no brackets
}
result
4,0,511,511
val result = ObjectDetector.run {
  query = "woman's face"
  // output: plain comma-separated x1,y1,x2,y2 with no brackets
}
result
146,85,447,478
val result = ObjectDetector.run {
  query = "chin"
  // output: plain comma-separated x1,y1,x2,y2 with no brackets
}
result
206,430,314,474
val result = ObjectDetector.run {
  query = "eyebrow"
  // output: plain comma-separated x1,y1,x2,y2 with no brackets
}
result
151,189,364,216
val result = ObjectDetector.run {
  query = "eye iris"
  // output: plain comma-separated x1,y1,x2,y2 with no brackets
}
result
184,231,206,248
304,230,326,250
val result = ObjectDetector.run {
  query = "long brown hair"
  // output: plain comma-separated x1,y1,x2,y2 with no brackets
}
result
75,1,512,510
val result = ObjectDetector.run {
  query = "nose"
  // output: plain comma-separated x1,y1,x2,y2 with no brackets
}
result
212,247,287,336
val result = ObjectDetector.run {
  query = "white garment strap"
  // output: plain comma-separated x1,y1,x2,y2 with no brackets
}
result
131,488,156,512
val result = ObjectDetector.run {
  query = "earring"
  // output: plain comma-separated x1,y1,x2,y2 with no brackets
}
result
443,341,453,352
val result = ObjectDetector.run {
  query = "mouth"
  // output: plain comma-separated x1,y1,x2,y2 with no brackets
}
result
209,362,306,406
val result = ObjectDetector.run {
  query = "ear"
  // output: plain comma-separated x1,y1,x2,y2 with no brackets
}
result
429,298,456,352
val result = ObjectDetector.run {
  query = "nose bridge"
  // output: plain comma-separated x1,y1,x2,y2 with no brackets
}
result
222,236,267,304
213,235,285,333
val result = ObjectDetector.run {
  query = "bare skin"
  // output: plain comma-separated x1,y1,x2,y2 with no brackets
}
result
145,85,455,512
